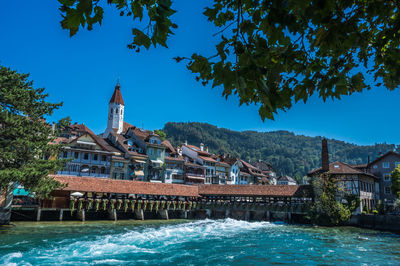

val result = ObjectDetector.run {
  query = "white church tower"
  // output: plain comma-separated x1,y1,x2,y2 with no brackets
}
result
104,82,124,137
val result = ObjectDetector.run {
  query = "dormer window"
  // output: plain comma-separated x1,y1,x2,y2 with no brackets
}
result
334,164,339,168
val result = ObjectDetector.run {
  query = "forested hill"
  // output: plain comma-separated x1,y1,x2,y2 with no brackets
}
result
163,122,398,181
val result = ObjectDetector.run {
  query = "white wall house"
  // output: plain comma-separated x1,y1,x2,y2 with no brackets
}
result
229,161,240,185
181,143,216,184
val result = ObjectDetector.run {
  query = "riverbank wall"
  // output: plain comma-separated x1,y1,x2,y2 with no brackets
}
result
349,214,400,233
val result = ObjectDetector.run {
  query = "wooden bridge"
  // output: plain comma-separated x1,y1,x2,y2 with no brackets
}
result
11,175,313,223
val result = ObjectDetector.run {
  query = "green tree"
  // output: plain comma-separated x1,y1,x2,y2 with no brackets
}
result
391,165,400,198
59,0,400,120
308,173,351,226
154,129,166,140
0,66,65,198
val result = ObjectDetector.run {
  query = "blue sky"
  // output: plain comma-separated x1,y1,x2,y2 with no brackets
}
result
0,1,399,146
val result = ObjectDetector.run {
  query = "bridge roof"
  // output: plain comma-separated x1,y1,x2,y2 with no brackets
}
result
51,175,199,197
198,184,312,198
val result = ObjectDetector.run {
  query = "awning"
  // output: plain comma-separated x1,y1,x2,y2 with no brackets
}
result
132,158,147,164
186,175,205,180
13,188,31,196
134,170,144,176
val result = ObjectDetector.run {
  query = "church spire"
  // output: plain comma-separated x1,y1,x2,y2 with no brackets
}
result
109,82,124,105
104,81,125,137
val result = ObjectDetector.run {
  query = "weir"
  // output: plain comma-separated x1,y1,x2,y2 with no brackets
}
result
10,175,313,223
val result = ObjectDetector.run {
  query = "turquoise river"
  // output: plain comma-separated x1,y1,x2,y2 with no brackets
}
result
1,219,400,265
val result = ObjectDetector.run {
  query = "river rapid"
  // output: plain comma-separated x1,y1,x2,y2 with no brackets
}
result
0,219,399,265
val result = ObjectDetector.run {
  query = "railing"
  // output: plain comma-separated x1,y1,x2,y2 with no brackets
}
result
186,173,204,177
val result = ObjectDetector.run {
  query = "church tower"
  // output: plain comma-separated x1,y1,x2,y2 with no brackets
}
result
104,82,124,137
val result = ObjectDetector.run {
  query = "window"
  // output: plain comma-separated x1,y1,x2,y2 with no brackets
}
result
121,109,123,115
114,162,124,168
84,153,89,160
110,108,113,114
148,148,153,155
385,186,391,194
383,173,391,181
91,166,97,174
101,167,106,174
63,151,68,158
93,154,98,161
396,162,400,167
346,181,352,192
115,108,118,114
373,165,378,169
157,150,161,157
101,155,107,161
74,152,79,159
383,162,390,168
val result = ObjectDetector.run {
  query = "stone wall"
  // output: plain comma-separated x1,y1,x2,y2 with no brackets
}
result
349,214,400,233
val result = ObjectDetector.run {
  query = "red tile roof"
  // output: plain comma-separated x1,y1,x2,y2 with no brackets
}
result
199,155,217,163
123,121,134,133
368,151,400,166
308,161,378,179
109,84,124,105
50,137,69,145
217,161,230,167
69,123,96,136
198,184,312,197
52,175,199,197
165,156,185,162
162,140,176,153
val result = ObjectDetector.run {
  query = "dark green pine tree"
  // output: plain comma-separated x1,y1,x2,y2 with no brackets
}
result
0,65,66,198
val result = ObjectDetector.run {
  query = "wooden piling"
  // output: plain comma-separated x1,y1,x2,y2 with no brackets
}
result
36,208,41,221
59,209,64,221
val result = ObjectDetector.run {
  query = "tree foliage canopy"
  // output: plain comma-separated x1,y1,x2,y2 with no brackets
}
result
0,66,65,198
308,173,352,226
59,0,400,120
391,165,400,198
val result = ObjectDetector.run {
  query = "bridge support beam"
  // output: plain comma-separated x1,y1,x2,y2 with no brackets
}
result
36,208,41,221
225,209,231,219
59,209,64,221
245,211,250,221
287,212,292,223
159,209,169,220
135,209,144,220
206,209,212,219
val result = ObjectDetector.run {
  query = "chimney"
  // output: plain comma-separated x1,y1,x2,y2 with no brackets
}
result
200,143,204,151
321,139,329,172
184,140,188,146
206,146,209,153
367,155,370,164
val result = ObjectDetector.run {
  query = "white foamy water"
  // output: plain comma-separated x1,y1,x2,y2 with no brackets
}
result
1,219,276,265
